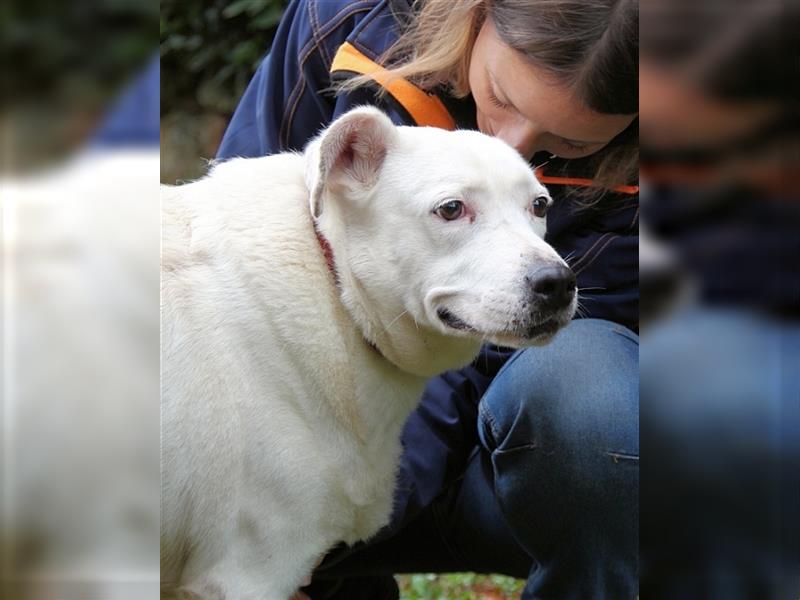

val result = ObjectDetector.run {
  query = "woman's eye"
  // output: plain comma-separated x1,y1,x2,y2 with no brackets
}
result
560,139,590,152
532,196,549,218
487,88,509,110
435,200,465,221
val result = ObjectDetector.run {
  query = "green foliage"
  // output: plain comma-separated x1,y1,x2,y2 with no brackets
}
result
396,573,526,599
0,0,158,108
160,0,289,115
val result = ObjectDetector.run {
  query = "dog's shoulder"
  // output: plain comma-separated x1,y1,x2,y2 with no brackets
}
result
207,153,305,191
161,153,308,271
161,184,194,274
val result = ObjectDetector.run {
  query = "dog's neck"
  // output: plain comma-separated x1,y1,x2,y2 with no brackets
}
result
313,218,481,379
314,226,337,281
314,224,389,361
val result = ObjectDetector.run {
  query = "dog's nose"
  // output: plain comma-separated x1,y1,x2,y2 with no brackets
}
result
526,265,576,309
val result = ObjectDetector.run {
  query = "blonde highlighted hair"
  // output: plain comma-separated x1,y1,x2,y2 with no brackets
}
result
340,0,639,195
338,0,483,96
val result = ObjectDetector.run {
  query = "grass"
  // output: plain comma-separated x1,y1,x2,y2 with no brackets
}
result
396,573,526,599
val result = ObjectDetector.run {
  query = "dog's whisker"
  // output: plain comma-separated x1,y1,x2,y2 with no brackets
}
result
575,295,595,312
577,286,606,292
384,309,410,332
573,298,589,318
532,159,551,171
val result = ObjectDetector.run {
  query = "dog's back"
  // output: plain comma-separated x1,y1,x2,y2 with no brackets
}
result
161,153,322,596
160,153,417,599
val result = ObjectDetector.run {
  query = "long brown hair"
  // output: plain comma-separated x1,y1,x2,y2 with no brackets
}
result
341,0,639,193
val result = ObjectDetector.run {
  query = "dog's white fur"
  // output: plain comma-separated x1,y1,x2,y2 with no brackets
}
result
161,107,575,599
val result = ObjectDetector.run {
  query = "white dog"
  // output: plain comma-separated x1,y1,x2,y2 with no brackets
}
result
161,107,577,600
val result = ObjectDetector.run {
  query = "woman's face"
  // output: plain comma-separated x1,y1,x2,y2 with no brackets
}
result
468,19,636,161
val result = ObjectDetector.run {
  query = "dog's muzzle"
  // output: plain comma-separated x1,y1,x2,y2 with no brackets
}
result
525,265,576,312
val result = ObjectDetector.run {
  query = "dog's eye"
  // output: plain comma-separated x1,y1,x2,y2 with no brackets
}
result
435,200,465,221
532,196,550,218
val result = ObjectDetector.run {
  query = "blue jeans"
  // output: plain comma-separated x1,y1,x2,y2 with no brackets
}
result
641,308,800,598
308,319,640,599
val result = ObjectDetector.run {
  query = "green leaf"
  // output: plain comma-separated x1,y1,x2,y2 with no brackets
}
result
250,5,283,29
222,0,255,19
230,39,260,65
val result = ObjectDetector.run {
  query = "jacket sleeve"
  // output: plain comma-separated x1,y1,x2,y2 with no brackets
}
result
216,0,414,159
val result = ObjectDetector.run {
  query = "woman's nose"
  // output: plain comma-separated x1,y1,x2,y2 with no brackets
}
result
496,122,541,161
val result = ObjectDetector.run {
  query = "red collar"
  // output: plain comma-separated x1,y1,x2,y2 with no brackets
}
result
314,224,385,359
314,225,337,279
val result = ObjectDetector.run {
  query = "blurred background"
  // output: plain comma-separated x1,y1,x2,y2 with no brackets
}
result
1,0,158,174
2,1,160,599
639,0,799,597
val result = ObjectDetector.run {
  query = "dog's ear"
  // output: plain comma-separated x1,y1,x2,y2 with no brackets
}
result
305,107,397,219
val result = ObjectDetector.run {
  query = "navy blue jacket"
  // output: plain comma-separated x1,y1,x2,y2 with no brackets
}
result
216,0,639,525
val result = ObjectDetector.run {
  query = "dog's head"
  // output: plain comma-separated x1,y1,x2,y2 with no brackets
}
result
305,107,576,376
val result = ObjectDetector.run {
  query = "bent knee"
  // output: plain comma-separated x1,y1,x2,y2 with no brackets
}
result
478,319,639,461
